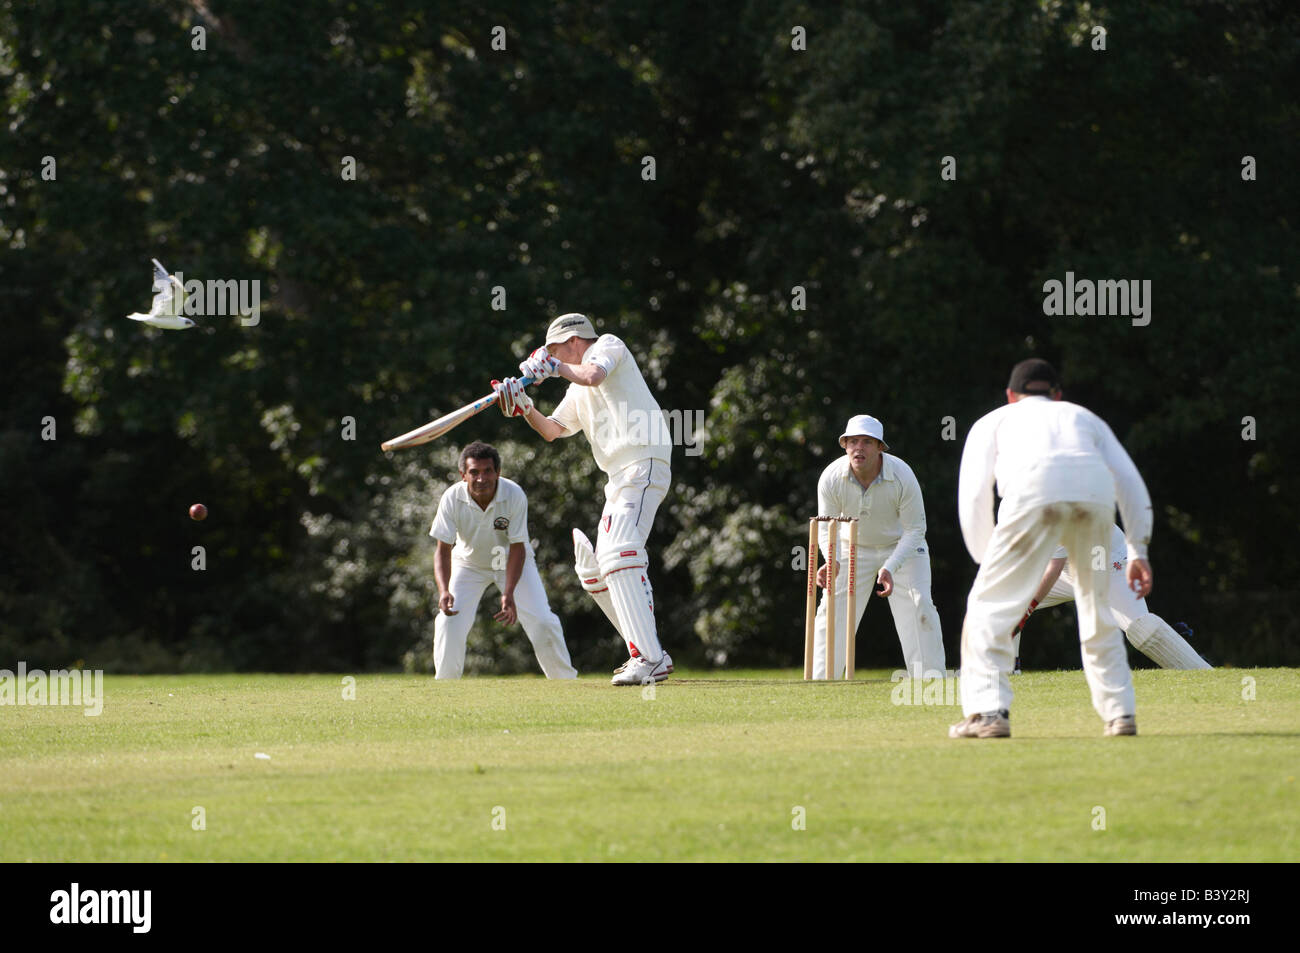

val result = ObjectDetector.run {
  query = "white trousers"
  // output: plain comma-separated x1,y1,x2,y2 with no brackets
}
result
812,544,946,679
434,559,577,679
960,500,1134,720
594,459,670,558
593,459,670,660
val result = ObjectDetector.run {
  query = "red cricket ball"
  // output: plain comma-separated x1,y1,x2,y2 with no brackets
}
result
189,503,208,521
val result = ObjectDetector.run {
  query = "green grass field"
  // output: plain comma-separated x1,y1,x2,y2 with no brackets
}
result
2,668,1296,861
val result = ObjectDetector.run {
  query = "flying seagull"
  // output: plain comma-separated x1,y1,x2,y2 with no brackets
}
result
126,258,194,330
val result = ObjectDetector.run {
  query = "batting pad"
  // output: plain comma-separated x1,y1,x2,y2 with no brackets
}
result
573,528,628,648
1127,613,1212,669
601,551,663,663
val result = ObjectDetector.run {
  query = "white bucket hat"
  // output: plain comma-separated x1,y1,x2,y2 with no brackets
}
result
544,312,598,346
838,414,889,450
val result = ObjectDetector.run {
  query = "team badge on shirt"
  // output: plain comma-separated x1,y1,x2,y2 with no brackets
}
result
494,516,510,531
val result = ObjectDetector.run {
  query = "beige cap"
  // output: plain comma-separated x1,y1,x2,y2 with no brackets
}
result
838,414,890,450
544,313,598,346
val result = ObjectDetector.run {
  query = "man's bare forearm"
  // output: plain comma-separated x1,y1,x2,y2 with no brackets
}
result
520,405,567,442
434,541,453,595
557,363,606,386
1033,558,1067,603
504,543,525,598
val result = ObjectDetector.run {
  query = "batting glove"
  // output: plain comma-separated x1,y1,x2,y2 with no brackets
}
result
493,377,533,418
493,378,514,417
519,346,561,382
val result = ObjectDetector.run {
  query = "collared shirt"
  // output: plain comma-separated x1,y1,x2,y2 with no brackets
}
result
817,453,929,575
549,334,673,477
429,478,532,570
958,396,1152,564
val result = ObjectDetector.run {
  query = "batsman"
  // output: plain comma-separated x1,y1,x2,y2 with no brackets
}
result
493,313,674,686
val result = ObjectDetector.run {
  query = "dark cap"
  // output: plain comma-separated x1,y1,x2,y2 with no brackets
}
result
1007,359,1060,395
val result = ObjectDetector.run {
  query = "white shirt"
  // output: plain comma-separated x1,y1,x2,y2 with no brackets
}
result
817,454,930,576
958,397,1152,564
429,478,533,570
549,334,673,476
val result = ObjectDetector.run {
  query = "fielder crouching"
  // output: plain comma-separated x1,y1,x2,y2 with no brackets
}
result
811,415,947,679
430,441,577,679
1011,524,1211,671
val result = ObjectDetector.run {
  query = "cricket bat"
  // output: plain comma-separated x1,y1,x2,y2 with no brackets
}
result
381,376,536,452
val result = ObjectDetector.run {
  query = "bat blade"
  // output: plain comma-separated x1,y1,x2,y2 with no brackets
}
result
381,376,535,452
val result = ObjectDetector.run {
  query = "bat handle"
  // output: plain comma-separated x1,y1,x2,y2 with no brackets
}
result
489,376,534,396
490,376,536,392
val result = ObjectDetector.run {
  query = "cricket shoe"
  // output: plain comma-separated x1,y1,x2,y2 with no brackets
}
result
614,648,671,679
948,710,1011,739
1103,715,1137,736
611,652,673,686
613,641,645,675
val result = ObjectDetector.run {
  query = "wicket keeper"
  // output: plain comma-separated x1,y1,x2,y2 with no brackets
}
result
811,415,947,679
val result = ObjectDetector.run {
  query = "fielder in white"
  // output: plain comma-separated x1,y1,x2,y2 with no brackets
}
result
811,415,946,679
494,313,674,686
953,359,1153,738
1011,523,1210,671
430,441,577,680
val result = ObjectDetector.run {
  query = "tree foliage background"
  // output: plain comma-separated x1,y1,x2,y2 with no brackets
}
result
3,0,1297,673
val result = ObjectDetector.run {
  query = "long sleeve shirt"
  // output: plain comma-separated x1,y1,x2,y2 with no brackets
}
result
817,454,930,576
957,396,1153,564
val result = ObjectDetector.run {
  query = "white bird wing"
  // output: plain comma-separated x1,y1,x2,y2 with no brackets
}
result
148,258,179,316
168,275,187,317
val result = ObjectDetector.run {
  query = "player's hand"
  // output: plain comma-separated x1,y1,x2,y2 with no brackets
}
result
493,377,534,418
493,378,513,416
519,347,560,382
1127,558,1153,599
439,591,457,615
816,562,828,589
875,567,893,597
494,593,517,625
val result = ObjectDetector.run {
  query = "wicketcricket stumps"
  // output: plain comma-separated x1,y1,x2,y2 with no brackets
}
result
804,516,858,680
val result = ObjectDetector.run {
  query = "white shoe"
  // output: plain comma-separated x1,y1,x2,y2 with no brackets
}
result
611,652,672,685
652,652,673,681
